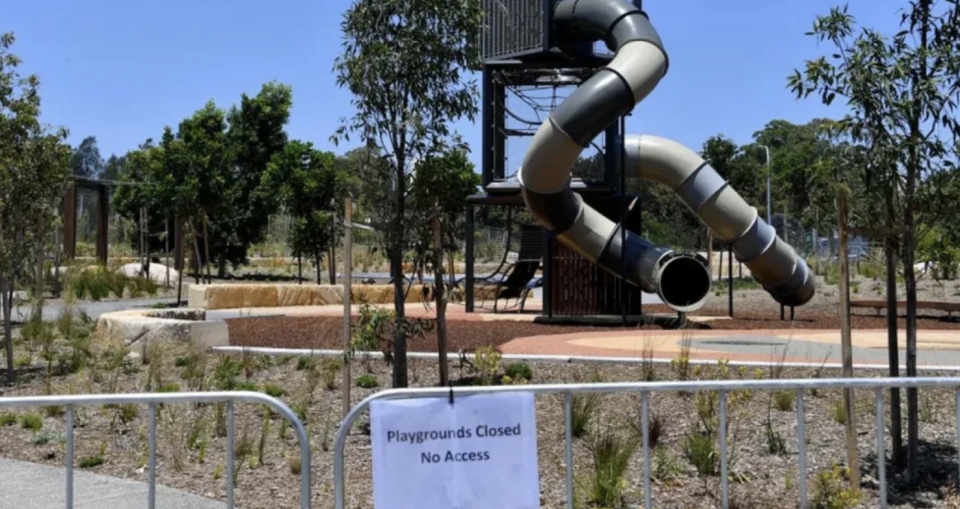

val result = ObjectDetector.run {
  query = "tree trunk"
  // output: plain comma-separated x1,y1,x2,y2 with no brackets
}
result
392,154,408,388
706,231,713,273
885,195,903,467
165,218,171,288
317,255,323,285
342,198,353,419
904,203,919,484
35,233,45,322
191,221,203,285
176,220,185,306
297,254,303,285
432,212,449,386
329,244,336,285
54,218,62,298
837,188,860,491
202,213,212,284
2,279,14,380
217,253,228,279
447,251,456,288
143,208,151,280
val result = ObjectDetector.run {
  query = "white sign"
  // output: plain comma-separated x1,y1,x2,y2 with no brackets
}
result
371,392,540,509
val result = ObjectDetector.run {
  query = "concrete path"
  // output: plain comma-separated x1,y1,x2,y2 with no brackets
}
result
13,298,173,322
0,457,225,509
500,328,960,368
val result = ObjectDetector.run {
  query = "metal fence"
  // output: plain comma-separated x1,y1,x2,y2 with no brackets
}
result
0,391,311,509
334,377,960,509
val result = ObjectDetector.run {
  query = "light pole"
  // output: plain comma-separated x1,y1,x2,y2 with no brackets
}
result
759,144,771,226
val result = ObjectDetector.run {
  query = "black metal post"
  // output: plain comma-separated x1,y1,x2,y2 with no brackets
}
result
481,66,493,189
728,244,733,317
543,230,553,318
619,115,627,325
465,203,475,313
781,304,785,321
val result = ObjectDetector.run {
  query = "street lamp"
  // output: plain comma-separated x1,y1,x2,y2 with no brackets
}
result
758,144,772,226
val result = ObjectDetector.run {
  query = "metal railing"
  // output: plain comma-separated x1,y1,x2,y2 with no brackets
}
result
334,377,960,509
0,391,311,509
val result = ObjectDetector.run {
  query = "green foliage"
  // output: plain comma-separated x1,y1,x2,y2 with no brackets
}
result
583,429,640,508
78,455,105,469
213,356,243,390
19,413,42,432
831,400,847,425
350,304,432,364
66,266,158,301
811,464,860,509
319,357,342,391
236,381,258,392
765,420,787,456
356,373,379,389
295,356,314,371
773,390,795,412
156,382,181,393
570,393,602,439
503,362,533,382
118,404,139,424
0,32,72,376
0,413,16,426
30,430,65,445
472,346,502,386
652,446,684,482
683,431,719,476
262,382,284,398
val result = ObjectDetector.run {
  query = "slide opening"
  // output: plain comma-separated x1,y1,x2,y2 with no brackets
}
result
657,255,711,312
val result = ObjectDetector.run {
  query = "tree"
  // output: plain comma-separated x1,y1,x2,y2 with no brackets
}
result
334,0,482,387
261,141,342,284
112,142,164,267
70,136,104,178
210,82,293,275
790,1,960,483
409,149,480,384
0,33,71,379
100,154,126,182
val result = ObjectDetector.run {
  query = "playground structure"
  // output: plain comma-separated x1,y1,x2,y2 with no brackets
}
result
466,0,815,316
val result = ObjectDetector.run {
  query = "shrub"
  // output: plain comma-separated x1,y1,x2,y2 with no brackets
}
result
503,362,533,381
0,414,16,427
78,455,105,469
31,431,66,445
652,446,684,482
320,357,342,391
295,356,314,371
356,373,379,388
831,400,847,425
19,414,42,432
628,409,663,448
43,405,65,418
156,382,181,393
118,404,139,424
920,392,935,423
174,356,189,368
237,381,258,392
811,464,860,509
262,383,284,398
850,281,860,294
473,346,502,385
213,355,244,390
570,393,602,439
773,390,795,412
287,453,302,475
765,420,787,456
683,431,718,476
584,429,640,508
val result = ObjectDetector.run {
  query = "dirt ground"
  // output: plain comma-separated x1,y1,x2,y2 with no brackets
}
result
0,345,959,509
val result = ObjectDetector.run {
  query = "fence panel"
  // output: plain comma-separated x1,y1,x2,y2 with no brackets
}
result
334,377,960,509
0,391,311,509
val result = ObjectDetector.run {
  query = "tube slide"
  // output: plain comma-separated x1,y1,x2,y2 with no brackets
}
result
518,0,814,311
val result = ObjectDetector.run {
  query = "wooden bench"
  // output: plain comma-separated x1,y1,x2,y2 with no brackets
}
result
850,300,960,317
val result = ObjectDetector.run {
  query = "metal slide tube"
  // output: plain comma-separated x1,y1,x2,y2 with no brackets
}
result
624,135,815,306
520,0,813,309
518,0,711,312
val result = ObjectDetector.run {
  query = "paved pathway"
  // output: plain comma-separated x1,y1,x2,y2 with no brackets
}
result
499,328,960,368
0,458,225,509
13,298,173,322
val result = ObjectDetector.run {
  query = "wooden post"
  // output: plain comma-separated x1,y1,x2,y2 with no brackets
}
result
837,187,860,491
342,198,353,419
431,208,449,386
165,219,171,288
63,181,78,260
95,184,109,264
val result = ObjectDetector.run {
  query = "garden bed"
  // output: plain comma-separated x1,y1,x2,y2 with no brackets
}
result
0,341,959,508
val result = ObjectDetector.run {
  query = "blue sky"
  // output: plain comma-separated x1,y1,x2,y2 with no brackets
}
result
7,0,905,171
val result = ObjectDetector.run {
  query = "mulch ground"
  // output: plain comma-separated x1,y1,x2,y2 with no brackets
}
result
227,310,960,352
